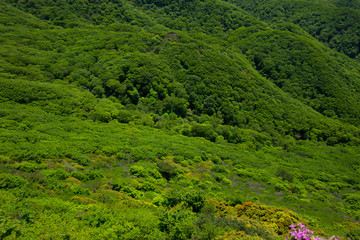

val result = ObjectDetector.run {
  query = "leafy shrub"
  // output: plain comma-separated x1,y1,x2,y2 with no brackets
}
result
71,196,97,204
209,155,222,164
121,186,144,199
112,181,144,199
236,168,255,179
70,153,90,166
193,156,203,163
211,185,222,191
190,177,200,185
173,155,184,163
85,170,105,180
222,177,232,186
284,195,299,201
129,165,162,180
67,184,91,195
0,173,29,189
152,195,166,206
276,169,294,183
0,215,22,239
44,168,69,180
159,206,197,240
343,176,360,185
13,161,46,172
166,188,205,213
346,227,360,240
235,202,304,235
44,177,66,190
157,161,179,180
201,200,278,239
149,169,162,179
20,171,46,185
101,146,118,156
130,165,148,177
214,173,225,182
190,123,217,142
162,96,189,118
115,152,128,161
289,183,307,196
114,110,138,123
343,193,360,210
111,181,123,192
328,182,351,192
211,165,230,174
137,181,156,192
306,179,327,191
268,177,290,192
0,155,11,164
225,194,243,206
317,172,334,182
92,106,112,122
179,160,188,167
11,148,42,163
312,191,325,202
71,171,89,181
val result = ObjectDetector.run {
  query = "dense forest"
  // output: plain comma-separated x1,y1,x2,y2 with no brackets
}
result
1,0,360,239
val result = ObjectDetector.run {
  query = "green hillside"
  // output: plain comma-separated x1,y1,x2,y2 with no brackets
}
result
227,0,360,60
1,0,360,239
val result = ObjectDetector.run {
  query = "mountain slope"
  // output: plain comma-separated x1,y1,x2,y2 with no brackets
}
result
1,1,360,239
227,0,360,60
2,1,360,145
228,27,360,125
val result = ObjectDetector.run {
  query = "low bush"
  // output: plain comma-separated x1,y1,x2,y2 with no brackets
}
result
0,173,29,189
166,188,205,213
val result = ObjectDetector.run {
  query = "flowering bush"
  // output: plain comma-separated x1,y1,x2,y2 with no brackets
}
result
235,202,304,235
286,223,339,240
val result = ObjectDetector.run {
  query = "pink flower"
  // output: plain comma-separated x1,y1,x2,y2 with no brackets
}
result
298,223,306,229
286,223,340,240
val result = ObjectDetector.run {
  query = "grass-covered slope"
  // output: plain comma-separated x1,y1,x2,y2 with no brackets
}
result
1,1,360,239
1,84,360,239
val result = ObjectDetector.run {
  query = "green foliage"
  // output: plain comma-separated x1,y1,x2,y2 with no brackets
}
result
159,206,197,240
166,188,206,213
70,154,90,166
86,170,105,180
12,161,46,173
67,184,91,195
0,0,360,238
162,96,189,117
229,28,360,127
276,169,294,183
212,165,230,174
43,168,69,180
229,0,360,60
157,161,179,180
0,173,28,189
71,171,89,181
343,193,360,210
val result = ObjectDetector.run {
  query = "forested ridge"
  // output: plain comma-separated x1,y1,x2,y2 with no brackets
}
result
1,0,360,239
